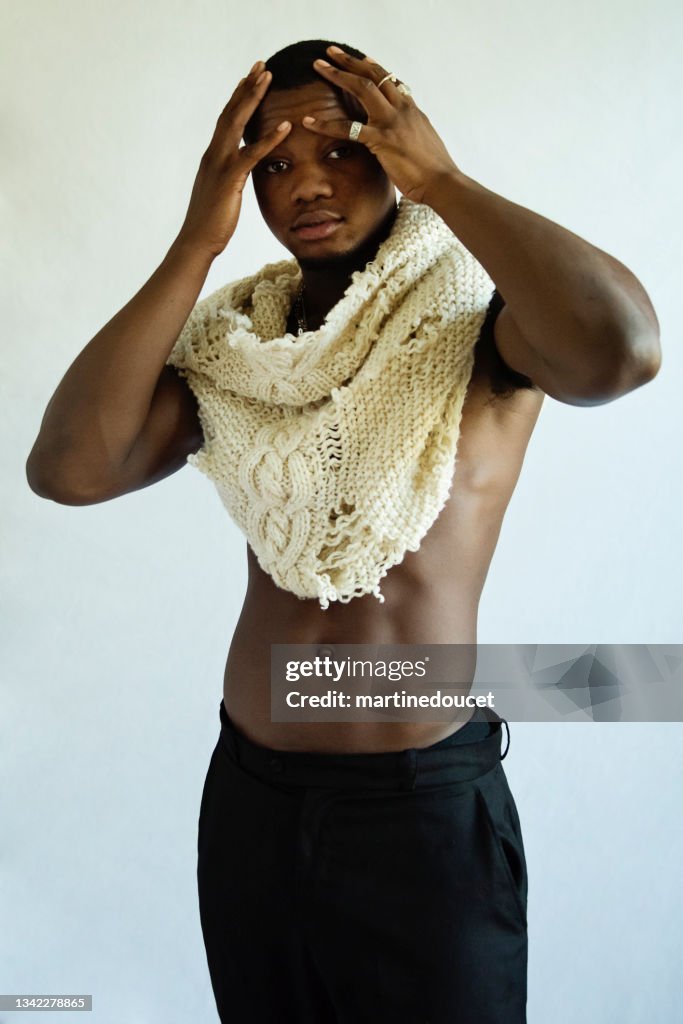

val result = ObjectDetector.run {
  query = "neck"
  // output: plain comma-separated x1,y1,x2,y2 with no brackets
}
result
297,202,398,328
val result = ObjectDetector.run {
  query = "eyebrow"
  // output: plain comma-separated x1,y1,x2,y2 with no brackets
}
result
256,133,349,154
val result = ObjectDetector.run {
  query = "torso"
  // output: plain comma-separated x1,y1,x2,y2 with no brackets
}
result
220,307,545,753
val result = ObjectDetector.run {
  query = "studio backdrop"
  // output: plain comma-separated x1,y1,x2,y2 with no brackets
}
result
2,1,682,1022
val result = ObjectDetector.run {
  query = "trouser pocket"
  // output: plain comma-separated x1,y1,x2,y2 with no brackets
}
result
474,764,528,929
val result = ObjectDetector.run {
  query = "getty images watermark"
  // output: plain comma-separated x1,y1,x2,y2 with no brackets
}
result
270,644,683,723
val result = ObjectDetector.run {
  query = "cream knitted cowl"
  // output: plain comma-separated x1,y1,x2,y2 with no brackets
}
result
166,196,495,610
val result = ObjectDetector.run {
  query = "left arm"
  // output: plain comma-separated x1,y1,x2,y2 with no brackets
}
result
423,171,662,406
308,46,661,405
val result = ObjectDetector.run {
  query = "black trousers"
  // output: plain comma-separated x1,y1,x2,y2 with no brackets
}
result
197,702,528,1023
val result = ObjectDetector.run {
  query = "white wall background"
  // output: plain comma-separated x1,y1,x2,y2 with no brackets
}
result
2,1,682,1021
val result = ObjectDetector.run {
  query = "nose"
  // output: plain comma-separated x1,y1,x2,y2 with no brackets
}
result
289,161,335,204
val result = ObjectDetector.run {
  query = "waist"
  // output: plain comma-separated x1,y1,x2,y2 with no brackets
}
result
237,580,479,648
217,699,505,791
226,580,480,751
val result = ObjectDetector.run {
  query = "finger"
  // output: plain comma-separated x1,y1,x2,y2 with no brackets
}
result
239,119,292,172
312,58,394,119
326,47,386,75
323,47,408,104
216,61,265,122
301,114,378,149
209,66,272,159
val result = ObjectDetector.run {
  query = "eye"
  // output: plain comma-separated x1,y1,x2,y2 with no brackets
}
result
262,146,353,174
263,159,288,174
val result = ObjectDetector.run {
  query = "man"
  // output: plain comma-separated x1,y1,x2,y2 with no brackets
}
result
26,37,660,1024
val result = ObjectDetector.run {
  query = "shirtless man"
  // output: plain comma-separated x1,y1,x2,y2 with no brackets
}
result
26,38,660,1024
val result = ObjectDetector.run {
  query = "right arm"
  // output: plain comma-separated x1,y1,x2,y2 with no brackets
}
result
26,240,213,505
26,61,292,505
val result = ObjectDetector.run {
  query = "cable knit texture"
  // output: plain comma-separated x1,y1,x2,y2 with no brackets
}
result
166,197,494,609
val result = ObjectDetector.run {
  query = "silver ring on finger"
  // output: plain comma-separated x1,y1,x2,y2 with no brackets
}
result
348,121,363,141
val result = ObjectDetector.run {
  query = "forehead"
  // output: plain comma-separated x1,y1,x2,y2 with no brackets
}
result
253,82,363,138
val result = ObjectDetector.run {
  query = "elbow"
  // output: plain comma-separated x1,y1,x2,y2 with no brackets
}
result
632,344,662,386
544,275,661,406
621,297,662,380
580,321,662,405
25,456,69,504
605,282,662,389
581,269,662,398
25,448,99,506
614,306,662,389
25,446,56,500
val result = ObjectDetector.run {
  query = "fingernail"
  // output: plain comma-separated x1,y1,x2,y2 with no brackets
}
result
328,46,343,54
315,59,331,67
249,60,262,74
256,69,268,84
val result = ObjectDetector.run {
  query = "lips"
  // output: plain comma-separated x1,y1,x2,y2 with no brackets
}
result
292,210,343,230
293,219,343,241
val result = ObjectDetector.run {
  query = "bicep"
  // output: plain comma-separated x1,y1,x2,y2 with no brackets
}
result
491,300,591,402
94,365,205,502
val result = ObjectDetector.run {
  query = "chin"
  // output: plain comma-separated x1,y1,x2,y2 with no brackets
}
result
296,246,365,272
303,230,385,267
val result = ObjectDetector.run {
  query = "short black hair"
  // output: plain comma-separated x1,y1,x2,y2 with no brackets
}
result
242,39,368,145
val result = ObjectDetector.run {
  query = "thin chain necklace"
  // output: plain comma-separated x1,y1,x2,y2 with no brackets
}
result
294,281,307,335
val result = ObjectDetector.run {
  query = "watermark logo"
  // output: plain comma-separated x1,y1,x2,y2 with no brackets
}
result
270,644,683,723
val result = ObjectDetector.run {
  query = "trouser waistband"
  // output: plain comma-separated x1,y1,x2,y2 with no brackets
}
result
218,701,508,791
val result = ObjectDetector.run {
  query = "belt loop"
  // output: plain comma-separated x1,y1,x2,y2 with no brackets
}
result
500,719,511,760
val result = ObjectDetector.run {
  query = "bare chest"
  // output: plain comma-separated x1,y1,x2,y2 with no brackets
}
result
352,340,544,622
414,338,544,543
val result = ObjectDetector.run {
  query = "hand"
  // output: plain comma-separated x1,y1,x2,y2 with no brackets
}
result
177,61,292,257
304,46,460,205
